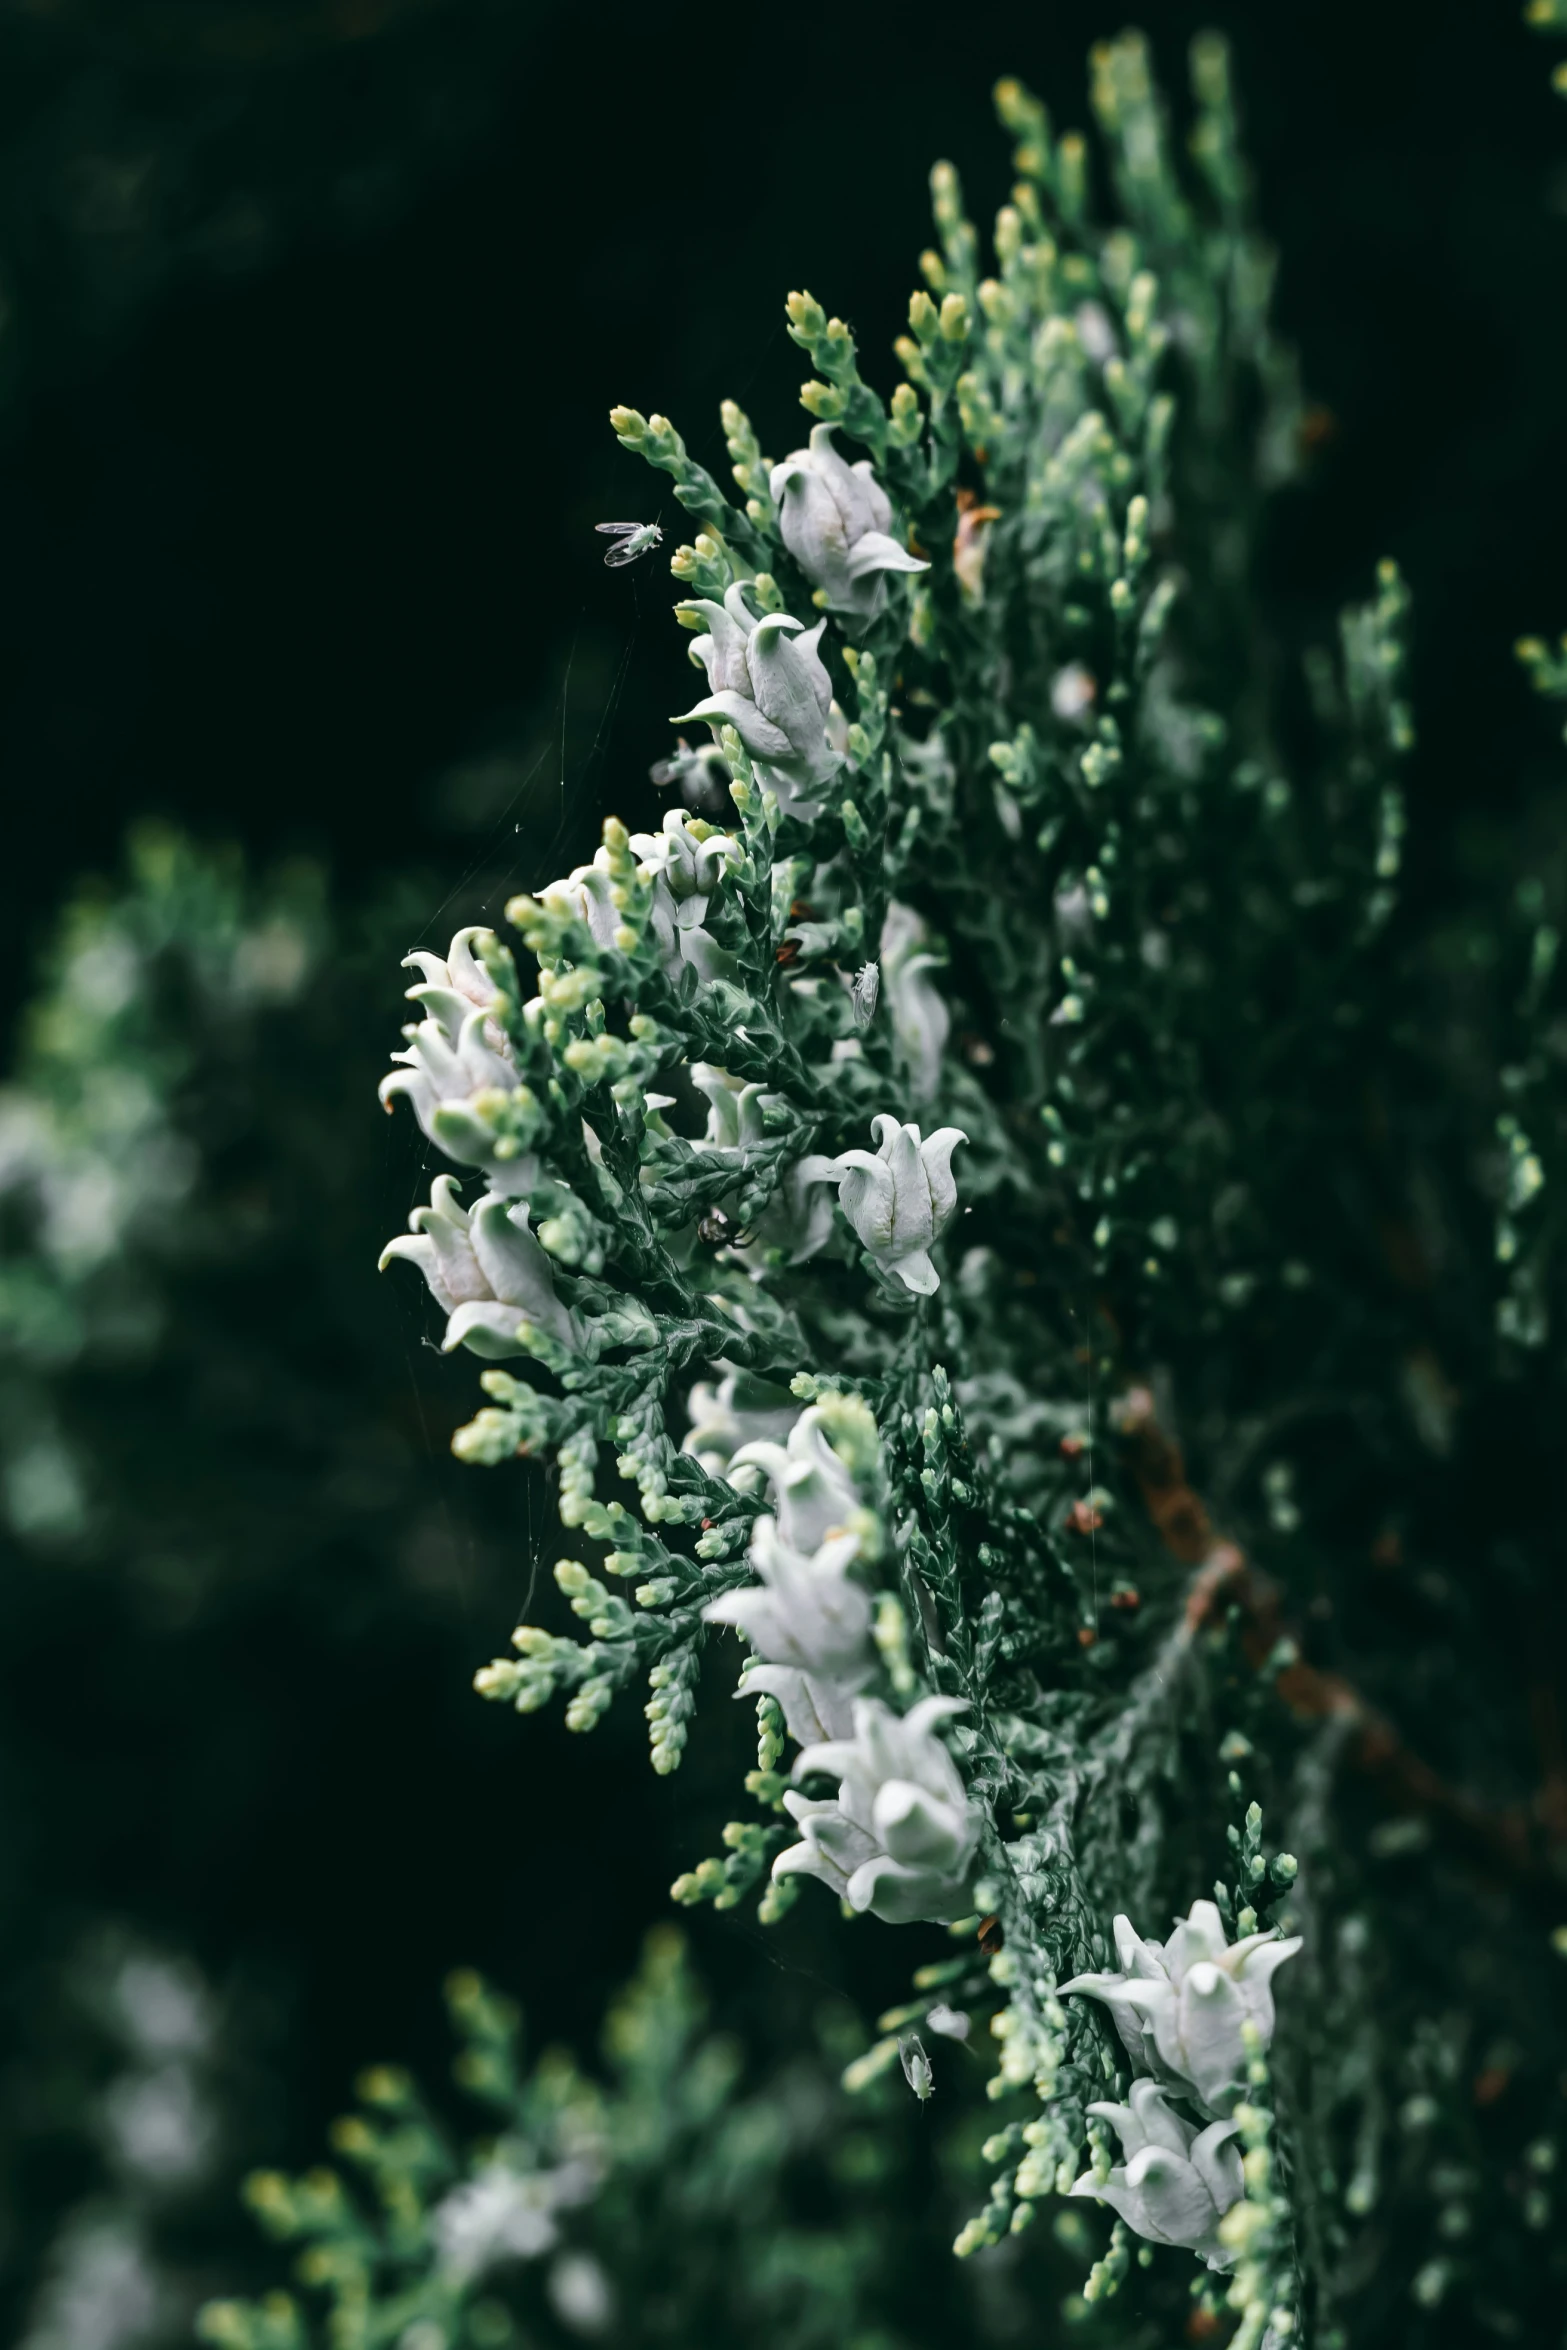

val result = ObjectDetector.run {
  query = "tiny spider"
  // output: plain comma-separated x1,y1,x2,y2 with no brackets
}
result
595,520,663,568
697,1206,753,1249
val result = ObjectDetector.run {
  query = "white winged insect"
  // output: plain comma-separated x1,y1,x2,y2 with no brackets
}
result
596,520,663,568
898,2031,934,2102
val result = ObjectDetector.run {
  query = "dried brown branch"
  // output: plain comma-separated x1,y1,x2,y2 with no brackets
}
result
1115,1390,1565,1893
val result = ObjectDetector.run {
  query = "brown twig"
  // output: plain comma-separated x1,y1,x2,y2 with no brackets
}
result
1115,1390,1561,1890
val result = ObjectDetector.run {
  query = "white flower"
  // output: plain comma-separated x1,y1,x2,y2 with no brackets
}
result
690,1063,773,1156
727,1405,861,1551
548,2250,615,2336
537,860,622,953
1060,1901,1301,2115
1054,881,1095,946
769,424,929,620
703,1407,875,1744
650,733,731,815
392,925,499,1033
433,2160,597,2282
1074,301,1118,364
810,1114,966,1294
773,1694,980,1924
879,903,950,1101
380,1178,583,1357
705,1520,874,1745
101,2063,215,2188
108,1954,213,2060
21,2213,166,2350
379,926,534,1194
1051,662,1097,722
681,1370,800,1475
671,583,842,819
707,1522,871,1677
750,1149,840,1265
627,810,742,983
1069,2079,1243,2270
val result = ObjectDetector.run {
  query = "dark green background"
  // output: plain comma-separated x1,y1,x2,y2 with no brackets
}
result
1,0,1563,2329
5,0,1566,971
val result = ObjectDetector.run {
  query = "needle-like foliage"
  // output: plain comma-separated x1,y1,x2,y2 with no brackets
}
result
372,32,1566,2347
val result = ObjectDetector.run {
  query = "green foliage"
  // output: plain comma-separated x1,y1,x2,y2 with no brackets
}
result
0,823,322,1540
11,1931,231,2350
200,1931,969,2350
0,826,651,2343
3,19,1562,2350
1528,0,1567,91
373,28,1567,2348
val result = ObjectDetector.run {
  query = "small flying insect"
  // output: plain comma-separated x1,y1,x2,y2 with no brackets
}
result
898,2030,935,2102
596,520,663,568
850,962,880,1030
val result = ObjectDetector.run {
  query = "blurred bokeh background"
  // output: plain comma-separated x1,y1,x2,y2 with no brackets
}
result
1,0,1564,2340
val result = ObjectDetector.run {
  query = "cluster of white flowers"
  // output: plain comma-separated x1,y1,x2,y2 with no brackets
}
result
531,812,743,993
670,1098,963,1290
776,1694,981,1924
1060,1902,1301,2267
378,433,979,1933
657,425,929,819
701,1403,980,1926
705,1409,871,1744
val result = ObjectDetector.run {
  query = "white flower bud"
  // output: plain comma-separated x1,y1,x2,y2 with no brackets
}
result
1051,662,1098,722
547,2251,614,2336
1068,2079,1243,2270
1074,301,1118,365
769,424,929,620
809,1114,966,1294
650,733,731,814
878,903,950,1101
